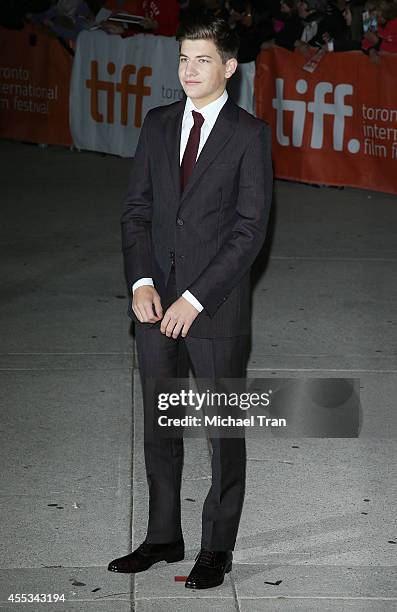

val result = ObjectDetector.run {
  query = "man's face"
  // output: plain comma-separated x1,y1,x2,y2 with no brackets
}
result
297,0,310,16
280,0,291,13
178,38,237,108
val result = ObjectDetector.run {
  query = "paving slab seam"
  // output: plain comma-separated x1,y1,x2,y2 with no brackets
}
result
0,368,135,372
269,256,397,261
131,335,139,612
247,367,397,373
0,352,133,355
229,561,393,564
0,567,121,571
247,354,397,359
92,593,134,600
130,344,136,612
230,573,242,612
237,596,397,600
135,596,236,600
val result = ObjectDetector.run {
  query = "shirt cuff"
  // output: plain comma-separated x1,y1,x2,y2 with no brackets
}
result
132,278,154,293
182,290,204,312
327,41,334,52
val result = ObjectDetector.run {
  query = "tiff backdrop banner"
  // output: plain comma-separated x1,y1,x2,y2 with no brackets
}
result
0,25,73,146
255,46,397,195
70,31,185,157
69,30,254,157
2,27,396,197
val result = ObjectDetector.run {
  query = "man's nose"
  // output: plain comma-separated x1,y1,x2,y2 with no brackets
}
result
184,61,198,77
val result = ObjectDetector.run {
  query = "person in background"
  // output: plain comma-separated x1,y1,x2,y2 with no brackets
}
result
364,0,397,52
295,0,349,50
227,0,273,61
28,0,96,40
1,0,51,30
295,0,327,49
325,0,397,60
324,0,351,37
181,0,230,21
346,0,366,39
140,0,180,36
101,0,180,36
276,0,304,49
322,0,361,50
261,0,304,51
99,0,155,35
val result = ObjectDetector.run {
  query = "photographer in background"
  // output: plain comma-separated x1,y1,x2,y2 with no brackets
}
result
261,0,304,51
364,0,397,52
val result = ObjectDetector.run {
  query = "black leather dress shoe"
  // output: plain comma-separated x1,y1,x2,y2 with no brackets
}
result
107,538,184,573
185,549,232,589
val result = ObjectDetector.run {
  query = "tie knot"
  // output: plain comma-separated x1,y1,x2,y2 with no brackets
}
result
192,110,204,129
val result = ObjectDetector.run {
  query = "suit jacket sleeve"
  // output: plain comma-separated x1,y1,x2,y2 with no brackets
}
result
187,123,273,318
121,112,153,289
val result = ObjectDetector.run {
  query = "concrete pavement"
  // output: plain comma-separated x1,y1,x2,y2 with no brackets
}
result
0,139,396,611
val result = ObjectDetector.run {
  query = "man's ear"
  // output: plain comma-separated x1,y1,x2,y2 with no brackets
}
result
225,58,238,79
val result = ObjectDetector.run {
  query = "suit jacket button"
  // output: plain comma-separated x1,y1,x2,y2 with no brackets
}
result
177,218,184,226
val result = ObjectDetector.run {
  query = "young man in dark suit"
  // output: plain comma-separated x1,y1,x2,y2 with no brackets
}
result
108,16,273,589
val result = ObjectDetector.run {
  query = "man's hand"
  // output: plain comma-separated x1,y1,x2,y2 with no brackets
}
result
160,296,200,339
364,31,379,45
369,47,380,64
133,286,163,323
295,41,312,57
142,18,158,30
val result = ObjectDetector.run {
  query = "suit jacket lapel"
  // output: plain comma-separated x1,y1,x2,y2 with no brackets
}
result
179,97,239,205
163,97,239,207
163,102,184,202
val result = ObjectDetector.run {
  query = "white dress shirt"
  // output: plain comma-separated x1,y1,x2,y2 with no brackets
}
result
132,89,229,313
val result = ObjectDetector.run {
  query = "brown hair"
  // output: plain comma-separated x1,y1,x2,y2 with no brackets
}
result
177,16,240,63
377,0,397,20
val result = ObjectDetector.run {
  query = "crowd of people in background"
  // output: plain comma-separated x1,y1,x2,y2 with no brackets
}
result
1,0,396,61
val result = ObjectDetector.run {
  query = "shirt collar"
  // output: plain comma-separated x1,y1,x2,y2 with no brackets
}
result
183,89,228,125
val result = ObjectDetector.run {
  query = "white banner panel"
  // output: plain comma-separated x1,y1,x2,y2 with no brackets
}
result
70,31,254,157
70,31,182,157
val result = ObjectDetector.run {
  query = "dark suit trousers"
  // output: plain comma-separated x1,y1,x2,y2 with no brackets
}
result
134,265,249,551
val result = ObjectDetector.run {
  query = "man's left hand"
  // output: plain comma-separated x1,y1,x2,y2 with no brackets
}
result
365,31,379,45
160,297,200,339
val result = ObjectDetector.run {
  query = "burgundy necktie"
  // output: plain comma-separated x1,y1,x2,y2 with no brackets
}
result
180,110,204,191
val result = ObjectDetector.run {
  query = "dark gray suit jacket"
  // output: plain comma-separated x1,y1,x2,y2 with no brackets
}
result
121,96,273,338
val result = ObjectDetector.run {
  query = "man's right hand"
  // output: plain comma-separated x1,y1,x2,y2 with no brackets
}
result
132,286,163,323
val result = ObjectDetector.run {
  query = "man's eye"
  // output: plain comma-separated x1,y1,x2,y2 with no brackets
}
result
199,59,209,63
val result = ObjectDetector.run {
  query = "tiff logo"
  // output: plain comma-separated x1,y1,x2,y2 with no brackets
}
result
272,78,360,153
86,61,152,127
